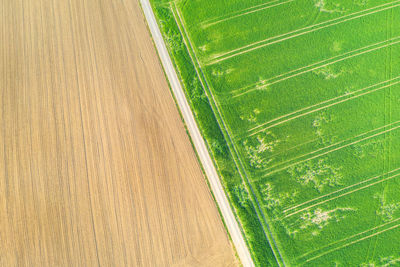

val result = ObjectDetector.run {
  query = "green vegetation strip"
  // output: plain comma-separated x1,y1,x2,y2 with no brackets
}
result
150,0,400,265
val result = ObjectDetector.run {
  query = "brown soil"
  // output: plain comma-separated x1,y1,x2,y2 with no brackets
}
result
0,0,238,266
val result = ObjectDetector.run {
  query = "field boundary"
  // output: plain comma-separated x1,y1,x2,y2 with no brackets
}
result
139,1,255,266
171,3,287,266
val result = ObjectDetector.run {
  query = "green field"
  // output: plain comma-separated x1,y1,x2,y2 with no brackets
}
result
149,0,400,265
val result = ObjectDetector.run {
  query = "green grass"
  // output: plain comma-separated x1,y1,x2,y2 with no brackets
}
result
149,0,400,265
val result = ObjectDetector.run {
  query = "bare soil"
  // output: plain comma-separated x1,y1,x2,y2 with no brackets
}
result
0,0,238,266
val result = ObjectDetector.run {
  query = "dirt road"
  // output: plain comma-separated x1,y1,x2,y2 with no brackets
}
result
139,1,255,266
0,0,237,266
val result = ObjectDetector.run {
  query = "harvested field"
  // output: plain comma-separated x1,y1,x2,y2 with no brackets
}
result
0,0,237,266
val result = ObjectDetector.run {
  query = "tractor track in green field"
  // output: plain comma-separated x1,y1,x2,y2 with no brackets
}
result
205,0,400,65
199,0,294,29
259,118,400,174
283,167,400,215
298,216,400,261
231,37,400,98
301,220,400,264
238,76,400,139
282,168,400,219
260,120,400,178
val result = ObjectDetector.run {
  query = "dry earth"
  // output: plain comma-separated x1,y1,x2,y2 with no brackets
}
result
0,0,238,266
